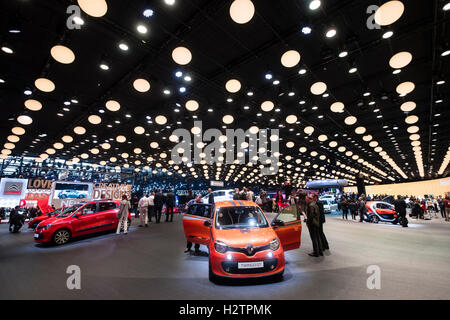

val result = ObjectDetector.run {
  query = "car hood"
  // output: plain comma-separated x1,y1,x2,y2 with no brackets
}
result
39,216,70,226
213,227,276,247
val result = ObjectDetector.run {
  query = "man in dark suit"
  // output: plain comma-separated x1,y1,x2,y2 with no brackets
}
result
207,188,214,204
394,195,407,227
153,189,164,223
313,194,329,250
305,196,323,257
165,189,176,222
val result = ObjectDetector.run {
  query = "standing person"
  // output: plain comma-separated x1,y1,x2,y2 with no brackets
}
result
246,187,254,202
313,194,329,250
185,195,203,254
394,195,407,227
166,189,176,222
239,187,247,200
147,191,155,223
116,195,131,235
445,196,450,222
437,196,445,219
358,197,367,222
274,190,283,213
233,188,240,200
305,196,323,257
153,189,164,223
138,194,149,227
340,197,348,220
207,188,215,204
131,195,139,215
349,199,358,220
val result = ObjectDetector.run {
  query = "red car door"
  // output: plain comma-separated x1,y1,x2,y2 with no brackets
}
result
71,203,100,235
182,204,212,245
271,204,302,251
97,201,118,229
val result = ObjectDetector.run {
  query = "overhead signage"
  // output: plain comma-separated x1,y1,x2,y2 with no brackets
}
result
92,183,132,200
306,179,348,189
211,181,224,187
27,179,53,190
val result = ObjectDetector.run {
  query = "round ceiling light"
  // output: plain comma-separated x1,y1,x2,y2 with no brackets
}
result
150,142,159,149
46,148,56,155
88,115,102,125
261,101,274,112
155,115,167,125
35,78,55,92
405,115,418,124
369,141,379,147
105,100,120,112
191,127,201,135
318,134,328,142
400,101,416,112
50,45,75,64
407,126,419,133
411,140,421,147
53,142,64,149
330,102,344,113
281,50,301,68
363,135,373,141
304,126,314,134
355,126,366,134
116,135,126,143
134,148,142,154
344,116,357,125
229,0,255,24
24,99,42,111
134,126,145,134
77,0,108,17
7,135,19,143
12,127,25,135
222,115,234,124
17,115,32,125
374,1,405,26
286,115,298,124
4,143,15,150
329,141,338,148
389,51,412,69
101,143,111,149
310,82,327,95
185,100,199,111
396,82,415,95
409,134,420,141
133,78,150,92
73,126,86,135
249,126,259,134
286,141,295,148
172,46,192,65
90,148,99,154
62,135,73,143
225,79,241,93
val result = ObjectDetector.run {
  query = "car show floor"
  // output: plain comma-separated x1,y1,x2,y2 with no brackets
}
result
1,213,449,300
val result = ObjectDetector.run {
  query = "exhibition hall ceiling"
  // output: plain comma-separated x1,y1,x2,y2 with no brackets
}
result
0,0,449,186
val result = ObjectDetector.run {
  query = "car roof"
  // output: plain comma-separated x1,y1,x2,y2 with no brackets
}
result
215,200,258,208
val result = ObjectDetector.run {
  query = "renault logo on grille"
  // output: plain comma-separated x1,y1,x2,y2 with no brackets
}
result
246,244,254,255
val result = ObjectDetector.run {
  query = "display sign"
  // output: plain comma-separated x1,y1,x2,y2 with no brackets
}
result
0,178,29,208
306,179,348,189
211,181,224,187
50,181,93,208
27,178,53,190
92,183,132,200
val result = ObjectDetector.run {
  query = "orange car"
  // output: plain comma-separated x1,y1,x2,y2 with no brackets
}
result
182,200,302,281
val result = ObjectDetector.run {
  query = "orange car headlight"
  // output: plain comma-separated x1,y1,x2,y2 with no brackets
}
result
270,238,280,251
214,240,228,253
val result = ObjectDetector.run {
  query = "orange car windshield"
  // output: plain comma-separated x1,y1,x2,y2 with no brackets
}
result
215,206,268,229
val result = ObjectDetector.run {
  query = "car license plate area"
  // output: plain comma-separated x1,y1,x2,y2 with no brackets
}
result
238,261,264,269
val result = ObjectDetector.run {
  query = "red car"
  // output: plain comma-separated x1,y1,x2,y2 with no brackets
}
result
28,208,61,229
183,200,302,281
34,200,132,245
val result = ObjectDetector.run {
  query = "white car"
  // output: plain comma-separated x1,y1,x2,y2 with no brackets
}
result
322,200,338,213
319,194,336,203
202,189,235,204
